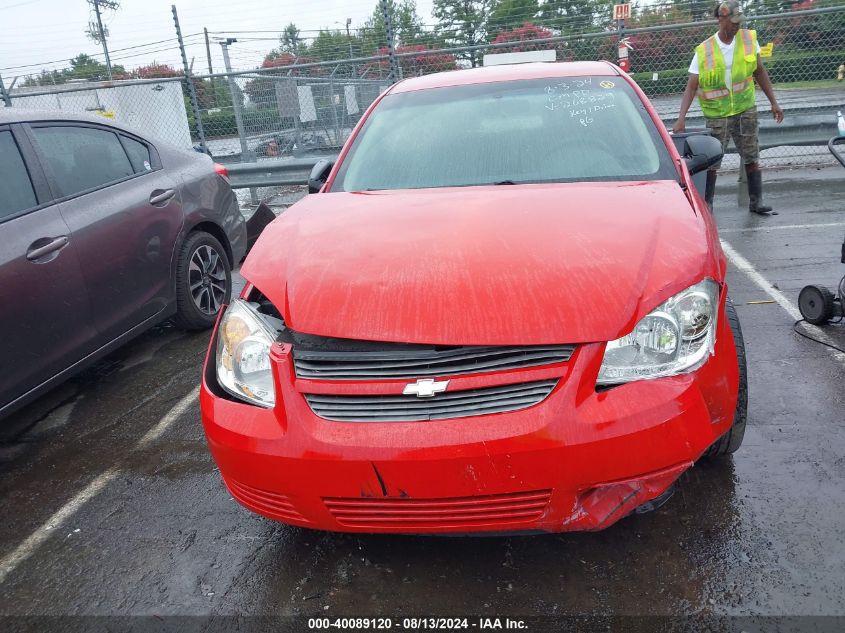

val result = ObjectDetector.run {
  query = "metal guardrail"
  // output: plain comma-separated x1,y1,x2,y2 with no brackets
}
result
663,115,837,151
226,156,333,189
226,118,839,190
757,116,837,151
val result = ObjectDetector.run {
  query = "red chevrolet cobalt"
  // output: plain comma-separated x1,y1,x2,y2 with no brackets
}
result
200,61,746,534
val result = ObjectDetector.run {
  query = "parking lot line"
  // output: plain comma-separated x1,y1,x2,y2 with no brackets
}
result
136,388,199,449
719,222,845,234
0,467,119,586
721,238,845,365
0,390,199,586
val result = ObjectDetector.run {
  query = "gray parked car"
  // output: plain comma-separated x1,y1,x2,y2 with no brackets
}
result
0,109,246,419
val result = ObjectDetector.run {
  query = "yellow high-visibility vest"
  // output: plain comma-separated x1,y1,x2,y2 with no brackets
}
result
696,29,758,118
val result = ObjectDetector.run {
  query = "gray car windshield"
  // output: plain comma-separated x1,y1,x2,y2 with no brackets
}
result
332,76,677,192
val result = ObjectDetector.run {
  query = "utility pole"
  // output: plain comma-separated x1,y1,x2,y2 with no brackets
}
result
220,39,256,203
172,4,207,153
380,0,401,82
219,39,248,160
0,73,12,107
346,18,354,60
88,0,118,81
204,28,214,76
204,27,216,106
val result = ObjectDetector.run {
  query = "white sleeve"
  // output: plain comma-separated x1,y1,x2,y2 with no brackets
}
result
756,40,761,54
688,53,699,75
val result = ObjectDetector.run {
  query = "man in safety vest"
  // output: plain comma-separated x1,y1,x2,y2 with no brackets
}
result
674,0,784,215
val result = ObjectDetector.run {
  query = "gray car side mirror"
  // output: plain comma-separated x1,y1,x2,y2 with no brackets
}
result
683,134,723,175
308,159,334,194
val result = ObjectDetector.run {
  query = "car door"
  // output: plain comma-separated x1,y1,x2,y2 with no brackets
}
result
26,123,185,344
0,125,99,413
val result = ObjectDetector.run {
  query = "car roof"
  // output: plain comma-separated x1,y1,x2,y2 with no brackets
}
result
0,107,142,135
390,61,620,94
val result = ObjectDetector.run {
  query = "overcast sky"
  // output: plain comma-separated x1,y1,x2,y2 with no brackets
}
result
0,0,436,81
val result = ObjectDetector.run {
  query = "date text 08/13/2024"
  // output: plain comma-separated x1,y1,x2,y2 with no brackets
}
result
307,618,528,630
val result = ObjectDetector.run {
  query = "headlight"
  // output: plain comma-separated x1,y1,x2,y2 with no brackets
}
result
597,279,720,385
216,299,277,407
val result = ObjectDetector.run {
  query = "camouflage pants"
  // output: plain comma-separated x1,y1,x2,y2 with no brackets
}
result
705,106,760,169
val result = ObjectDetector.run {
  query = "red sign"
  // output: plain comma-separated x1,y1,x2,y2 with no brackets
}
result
613,3,631,20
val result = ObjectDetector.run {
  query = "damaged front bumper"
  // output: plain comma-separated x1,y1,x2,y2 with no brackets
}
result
199,307,739,534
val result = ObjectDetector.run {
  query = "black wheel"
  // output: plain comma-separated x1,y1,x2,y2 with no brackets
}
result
704,298,747,458
798,285,835,325
173,232,232,330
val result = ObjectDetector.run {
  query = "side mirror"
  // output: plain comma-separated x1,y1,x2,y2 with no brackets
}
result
682,133,723,175
308,159,334,194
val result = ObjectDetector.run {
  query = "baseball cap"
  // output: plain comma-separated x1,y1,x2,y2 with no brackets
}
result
717,0,745,24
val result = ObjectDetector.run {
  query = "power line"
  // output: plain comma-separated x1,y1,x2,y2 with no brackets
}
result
109,46,184,63
0,0,44,10
109,36,184,54
0,33,204,72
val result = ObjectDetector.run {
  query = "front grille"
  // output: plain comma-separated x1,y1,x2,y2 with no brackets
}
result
292,343,574,380
304,379,557,422
324,489,552,529
225,478,309,524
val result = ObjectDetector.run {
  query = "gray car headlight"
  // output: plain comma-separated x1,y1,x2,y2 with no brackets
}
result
597,279,720,385
216,299,276,407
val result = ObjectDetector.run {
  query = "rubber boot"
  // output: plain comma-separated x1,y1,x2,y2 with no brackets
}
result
747,169,776,215
704,170,717,211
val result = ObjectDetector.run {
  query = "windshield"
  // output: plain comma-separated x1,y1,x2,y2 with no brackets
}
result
331,76,677,192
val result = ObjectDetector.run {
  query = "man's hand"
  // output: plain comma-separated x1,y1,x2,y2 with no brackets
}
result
672,118,686,134
772,103,784,123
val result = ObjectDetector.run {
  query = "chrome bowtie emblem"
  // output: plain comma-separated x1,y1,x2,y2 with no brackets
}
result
402,378,450,398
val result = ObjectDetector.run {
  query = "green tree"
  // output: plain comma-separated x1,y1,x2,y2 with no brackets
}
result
489,0,540,38
744,0,795,16
281,23,304,55
685,0,716,20
432,0,494,66
394,0,426,43
361,0,428,53
22,53,126,86
21,70,66,87
308,29,357,62
68,53,126,81
538,0,602,35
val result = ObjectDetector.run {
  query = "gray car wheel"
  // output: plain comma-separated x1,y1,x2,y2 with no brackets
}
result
174,232,232,330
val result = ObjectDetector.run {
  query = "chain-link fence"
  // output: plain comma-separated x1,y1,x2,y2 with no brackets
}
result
2,4,843,193
382,5,845,170
198,72,390,164
0,77,195,149
197,4,845,173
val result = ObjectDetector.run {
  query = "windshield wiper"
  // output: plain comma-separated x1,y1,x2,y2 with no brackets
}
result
493,180,517,185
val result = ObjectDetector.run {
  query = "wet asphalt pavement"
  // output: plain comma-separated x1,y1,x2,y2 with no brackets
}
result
1,166,844,630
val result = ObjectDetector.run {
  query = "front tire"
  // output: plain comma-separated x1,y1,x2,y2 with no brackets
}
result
704,298,748,458
173,232,232,331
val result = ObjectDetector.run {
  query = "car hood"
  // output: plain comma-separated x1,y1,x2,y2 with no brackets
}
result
241,181,720,345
